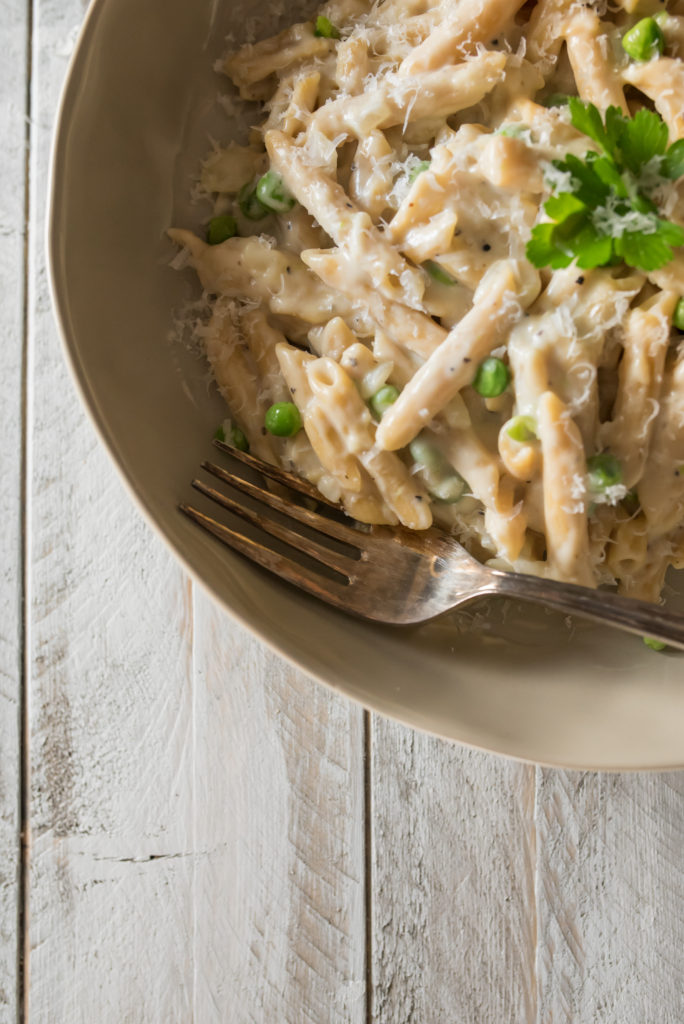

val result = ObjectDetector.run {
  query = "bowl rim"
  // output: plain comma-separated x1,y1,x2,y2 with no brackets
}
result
46,0,684,773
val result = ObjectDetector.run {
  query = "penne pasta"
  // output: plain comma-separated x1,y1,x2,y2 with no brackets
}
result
168,0,684,601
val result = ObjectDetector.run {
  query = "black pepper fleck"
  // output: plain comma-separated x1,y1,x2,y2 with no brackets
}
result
286,266,291,274
345,202,352,208
482,243,491,252
463,357,471,363
576,275,584,284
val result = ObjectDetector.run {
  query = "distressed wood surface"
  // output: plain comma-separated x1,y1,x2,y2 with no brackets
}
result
191,594,365,1023
24,3,366,1022
0,0,29,1018
5,0,684,1020
536,770,684,1023
369,721,538,1024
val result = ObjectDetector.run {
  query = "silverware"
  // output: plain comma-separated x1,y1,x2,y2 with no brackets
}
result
180,441,684,649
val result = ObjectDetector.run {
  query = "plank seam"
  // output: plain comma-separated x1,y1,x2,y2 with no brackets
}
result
364,710,372,1024
532,767,541,1024
190,578,197,1023
17,0,35,1020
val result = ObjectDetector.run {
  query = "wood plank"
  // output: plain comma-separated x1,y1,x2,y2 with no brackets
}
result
26,0,199,1018
191,594,366,1023
536,770,684,1022
369,719,537,1023
0,0,30,1017
27,7,366,1022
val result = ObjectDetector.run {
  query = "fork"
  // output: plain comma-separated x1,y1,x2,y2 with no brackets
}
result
180,441,684,650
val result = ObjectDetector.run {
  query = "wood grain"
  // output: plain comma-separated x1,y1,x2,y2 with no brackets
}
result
27,8,366,1021
369,719,537,1024
19,0,684,1021
536,769,684,1024
0,0,29,1017
26,0,200,1018
191,593,365,1024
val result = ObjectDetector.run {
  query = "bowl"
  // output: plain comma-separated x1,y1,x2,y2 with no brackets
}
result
48,0,684,769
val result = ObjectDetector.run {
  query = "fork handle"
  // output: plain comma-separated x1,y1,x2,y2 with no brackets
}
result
486,570,684,651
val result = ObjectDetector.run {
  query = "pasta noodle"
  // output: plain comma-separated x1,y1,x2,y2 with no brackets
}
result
169,0,684,600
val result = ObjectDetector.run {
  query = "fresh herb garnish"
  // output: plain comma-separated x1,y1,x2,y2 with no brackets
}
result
314,15,340,38
408,160,430,183
526,99,684,272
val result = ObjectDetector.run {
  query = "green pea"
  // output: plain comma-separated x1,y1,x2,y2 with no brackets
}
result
264,402,302,437
370,384,399,418
542,93,571,108
587,453,622,490
314,14,340,38
506,415,537,442
428,473,467,503
238,181,269,220
206,214,237,245
497,124,526,137
408,160,430,183
622,17,664,62
408,437,442,472
423,260,458,286
256,170,296,214
214,423,250,451
643,636,667,651
408,436,467,503
673,297,684,331
229,425,249,452
473,357,510,398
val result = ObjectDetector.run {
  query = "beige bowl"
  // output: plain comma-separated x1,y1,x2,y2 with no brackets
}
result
49,0,684,769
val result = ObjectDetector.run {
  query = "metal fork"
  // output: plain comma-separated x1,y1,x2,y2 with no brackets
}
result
180,441,684,649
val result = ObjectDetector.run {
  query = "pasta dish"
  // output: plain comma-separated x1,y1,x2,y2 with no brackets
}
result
169,0,684,603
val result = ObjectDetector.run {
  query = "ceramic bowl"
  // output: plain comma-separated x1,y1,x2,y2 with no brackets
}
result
48,0,684,769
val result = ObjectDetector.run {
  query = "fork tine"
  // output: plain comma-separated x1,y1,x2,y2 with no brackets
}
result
191,477,358,575
213,439,341,509
201,459,366,548
179,503,352,609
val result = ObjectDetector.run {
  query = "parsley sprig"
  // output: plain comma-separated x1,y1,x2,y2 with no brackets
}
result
526,99,684,272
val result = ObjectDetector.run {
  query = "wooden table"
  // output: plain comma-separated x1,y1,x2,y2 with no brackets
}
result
3,0,684,1020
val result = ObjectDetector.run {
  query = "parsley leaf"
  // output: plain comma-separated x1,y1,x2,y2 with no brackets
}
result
527,101,684,273
663,139,684,181
619,109,668,171
568,98,610,154
617,229,673,272
543,193,587,221
526,223,574,269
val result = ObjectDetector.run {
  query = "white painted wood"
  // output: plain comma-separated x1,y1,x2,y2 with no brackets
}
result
0,0,29,1018
369,719,537,1024
26,10,366,1021
26,1,204,1018
536,769,684,1023
19,0,684,1020
191,593,365,1023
